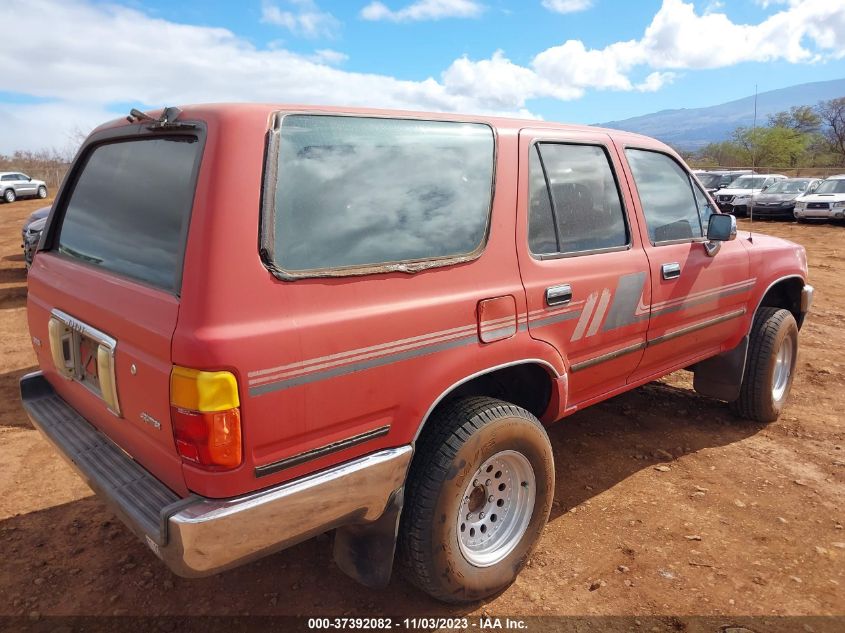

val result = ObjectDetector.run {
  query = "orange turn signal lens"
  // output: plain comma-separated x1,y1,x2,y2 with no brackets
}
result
170,366,243,471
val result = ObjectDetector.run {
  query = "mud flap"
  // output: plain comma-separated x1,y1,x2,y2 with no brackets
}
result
333,487,404,588
693,335,748,402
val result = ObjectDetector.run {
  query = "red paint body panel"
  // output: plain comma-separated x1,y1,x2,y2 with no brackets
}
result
27,254,188,496
25,103,809,502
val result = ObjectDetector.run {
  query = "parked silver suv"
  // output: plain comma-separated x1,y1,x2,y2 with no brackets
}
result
1,172,48,203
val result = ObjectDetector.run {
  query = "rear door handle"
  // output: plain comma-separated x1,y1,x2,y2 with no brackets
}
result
662,262,681,280
545,284,572,307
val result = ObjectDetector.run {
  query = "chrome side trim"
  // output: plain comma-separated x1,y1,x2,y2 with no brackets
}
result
649,308,746,346
413,359,562,444
163,446,413,577
255,425,391,478
570,341,646,373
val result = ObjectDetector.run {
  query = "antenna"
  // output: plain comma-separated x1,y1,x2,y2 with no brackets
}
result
748,84,758,243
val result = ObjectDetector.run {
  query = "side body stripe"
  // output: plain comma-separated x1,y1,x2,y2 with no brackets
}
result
248,277,757,396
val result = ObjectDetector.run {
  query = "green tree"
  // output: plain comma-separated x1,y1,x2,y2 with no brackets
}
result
733,125,810,168
817,97,845,166
767,105,821,134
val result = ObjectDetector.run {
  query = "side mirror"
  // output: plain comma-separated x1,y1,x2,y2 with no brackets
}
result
707,213,737,242
27,176,32,182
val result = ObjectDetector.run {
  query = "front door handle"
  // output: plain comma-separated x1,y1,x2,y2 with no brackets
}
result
545,284,572,307
662,262,681,280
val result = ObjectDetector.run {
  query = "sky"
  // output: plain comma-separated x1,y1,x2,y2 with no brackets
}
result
1,0,844,153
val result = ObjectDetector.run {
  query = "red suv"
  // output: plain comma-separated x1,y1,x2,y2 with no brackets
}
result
21,105,813,603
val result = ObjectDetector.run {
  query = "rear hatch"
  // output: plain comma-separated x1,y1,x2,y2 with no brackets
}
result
26,122,204,496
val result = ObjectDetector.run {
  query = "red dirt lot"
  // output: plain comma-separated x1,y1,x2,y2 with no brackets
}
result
0,198,842,630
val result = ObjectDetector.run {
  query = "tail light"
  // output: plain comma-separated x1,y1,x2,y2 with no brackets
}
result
170,366,242,470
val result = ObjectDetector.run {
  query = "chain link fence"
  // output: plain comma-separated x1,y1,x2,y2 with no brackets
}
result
693,166,845,178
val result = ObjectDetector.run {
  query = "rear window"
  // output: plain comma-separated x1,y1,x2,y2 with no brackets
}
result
270,114,495,273
57,137,201,293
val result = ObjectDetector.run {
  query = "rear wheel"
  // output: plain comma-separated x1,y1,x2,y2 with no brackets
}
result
3,189,14,203
732,307,798,422
399,396,554,603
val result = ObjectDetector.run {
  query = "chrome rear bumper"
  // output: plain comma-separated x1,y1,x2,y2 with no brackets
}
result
20,371,412,577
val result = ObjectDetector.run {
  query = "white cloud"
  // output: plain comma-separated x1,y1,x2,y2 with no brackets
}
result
361,0,484,22
541,0,594,14
449,0,845,111
310,49,349,65
636,71,677,92
261,0,340,39
1,0,844,152
443,51,578,110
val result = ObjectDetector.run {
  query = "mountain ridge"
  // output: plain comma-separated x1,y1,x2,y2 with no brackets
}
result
599,78,845,150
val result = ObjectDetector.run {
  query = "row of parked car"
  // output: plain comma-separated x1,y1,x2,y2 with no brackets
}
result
693,169,845,221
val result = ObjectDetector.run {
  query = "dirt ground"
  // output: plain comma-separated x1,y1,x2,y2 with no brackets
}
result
0,198,842,628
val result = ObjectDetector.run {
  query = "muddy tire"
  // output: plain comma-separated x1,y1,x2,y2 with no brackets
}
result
398,396,554,603
732,307,798,423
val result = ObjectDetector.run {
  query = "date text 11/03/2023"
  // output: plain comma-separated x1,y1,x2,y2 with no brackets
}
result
307,617,528,629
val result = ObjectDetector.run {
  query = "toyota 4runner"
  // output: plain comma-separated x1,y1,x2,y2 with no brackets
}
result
21,104,813,603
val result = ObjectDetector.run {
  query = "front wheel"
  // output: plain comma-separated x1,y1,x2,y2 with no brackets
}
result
732,307,798,422
398,397,554,603
37,185,47,199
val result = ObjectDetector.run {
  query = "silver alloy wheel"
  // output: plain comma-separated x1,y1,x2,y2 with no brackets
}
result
3,190,13,203
772,335,794,402
457,450,536,567
38,186,47,198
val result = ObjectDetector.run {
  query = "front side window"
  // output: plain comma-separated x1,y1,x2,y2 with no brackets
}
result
57,137,201,293
271,115,495,273
625,149,703,244
528,142,628,256
692,184,716,233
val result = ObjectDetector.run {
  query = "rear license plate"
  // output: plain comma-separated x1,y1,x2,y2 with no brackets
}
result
48,309,121,416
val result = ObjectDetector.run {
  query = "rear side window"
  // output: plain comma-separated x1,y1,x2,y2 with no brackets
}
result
528,142,628,256
625,149,703,244
57,137,200,293
271,115,495,273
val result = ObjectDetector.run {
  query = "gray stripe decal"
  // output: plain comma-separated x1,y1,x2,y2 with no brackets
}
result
571,293,597,341
651,283,753,318
603,271,648,331
250,333,480,396
530,309,583,330
481,325,518,341
586,289,611,337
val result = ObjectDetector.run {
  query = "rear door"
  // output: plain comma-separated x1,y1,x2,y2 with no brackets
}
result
516,128,651,408
27,128,204,495
15,173,36,196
